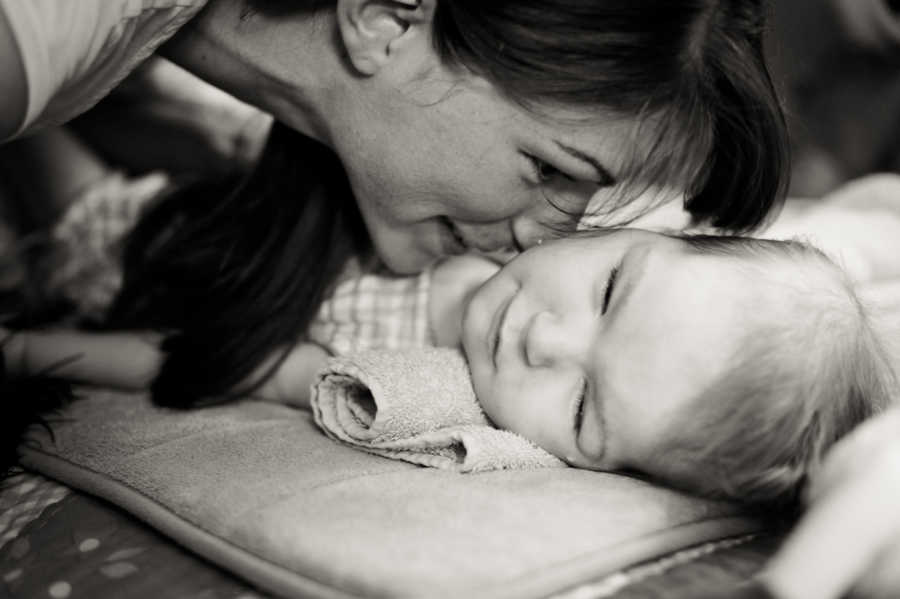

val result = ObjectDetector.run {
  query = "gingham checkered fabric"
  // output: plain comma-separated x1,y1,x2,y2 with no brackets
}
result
307,262,434,355
49,170,171,321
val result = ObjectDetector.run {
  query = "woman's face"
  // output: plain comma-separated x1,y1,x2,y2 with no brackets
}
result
327,67,658,274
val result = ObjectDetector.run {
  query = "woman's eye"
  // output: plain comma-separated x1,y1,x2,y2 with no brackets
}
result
526,154,568,183
535,159,559,182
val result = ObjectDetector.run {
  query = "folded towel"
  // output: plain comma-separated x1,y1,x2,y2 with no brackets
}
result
310,347,566,472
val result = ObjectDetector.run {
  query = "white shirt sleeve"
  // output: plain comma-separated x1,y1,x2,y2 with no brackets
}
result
0,0,207,137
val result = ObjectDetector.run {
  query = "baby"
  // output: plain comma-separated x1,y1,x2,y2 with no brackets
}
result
3,228,894,508
438,229,895,506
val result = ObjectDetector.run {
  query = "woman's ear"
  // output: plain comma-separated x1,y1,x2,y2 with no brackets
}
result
336,0,436,76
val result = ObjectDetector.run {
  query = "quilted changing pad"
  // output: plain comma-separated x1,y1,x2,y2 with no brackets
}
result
18,389,762,599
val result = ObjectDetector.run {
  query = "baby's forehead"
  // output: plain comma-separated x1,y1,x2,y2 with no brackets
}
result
682,237,839,282
725,252,855,337
740,245,844,292
671,242,849,325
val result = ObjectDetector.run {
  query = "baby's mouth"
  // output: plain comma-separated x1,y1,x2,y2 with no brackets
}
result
439,216,468,255
488,291,515,370
440,218,525,271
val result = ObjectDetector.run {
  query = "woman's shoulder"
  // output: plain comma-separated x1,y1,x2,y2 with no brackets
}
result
1,0,208,137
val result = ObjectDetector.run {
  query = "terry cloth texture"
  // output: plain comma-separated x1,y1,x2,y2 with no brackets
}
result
311,347,565,472
19,389,761,599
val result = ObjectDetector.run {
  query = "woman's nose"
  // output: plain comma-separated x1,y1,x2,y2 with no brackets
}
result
512,197,587,250
511,218,552,251
524,311,579,368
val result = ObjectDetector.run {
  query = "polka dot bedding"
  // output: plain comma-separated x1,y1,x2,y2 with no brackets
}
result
1,471,265,598
0,471,69,547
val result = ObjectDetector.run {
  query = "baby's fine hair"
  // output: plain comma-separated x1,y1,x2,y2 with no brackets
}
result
657,235,895,510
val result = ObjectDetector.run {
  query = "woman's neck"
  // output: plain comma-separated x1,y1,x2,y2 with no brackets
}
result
160,0,336,145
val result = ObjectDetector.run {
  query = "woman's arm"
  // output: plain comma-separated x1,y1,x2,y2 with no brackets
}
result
2,328,164,391
0,0,208,143
1,326,330,406
250,342,331,409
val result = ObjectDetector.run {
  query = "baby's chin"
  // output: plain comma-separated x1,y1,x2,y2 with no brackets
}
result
473,387,505,433
461,336,492,416
458,330,496,422
459,294,483,371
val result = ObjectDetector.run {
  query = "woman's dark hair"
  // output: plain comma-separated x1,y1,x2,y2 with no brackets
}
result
115,0,790,407
427,0,789,231
108,125,369,406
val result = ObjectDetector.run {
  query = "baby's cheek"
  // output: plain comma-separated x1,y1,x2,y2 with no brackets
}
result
487,395,565,459
477,381,536,439
475,382,507,429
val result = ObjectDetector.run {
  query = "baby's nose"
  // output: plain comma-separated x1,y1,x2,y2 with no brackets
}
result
524,311,581,368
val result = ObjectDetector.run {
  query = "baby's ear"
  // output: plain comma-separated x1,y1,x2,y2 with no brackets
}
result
336,0,436,76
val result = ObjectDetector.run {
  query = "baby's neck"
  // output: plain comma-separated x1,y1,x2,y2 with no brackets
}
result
429,255,501,347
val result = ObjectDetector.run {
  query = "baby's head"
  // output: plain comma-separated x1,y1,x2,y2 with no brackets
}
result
461,228,894,508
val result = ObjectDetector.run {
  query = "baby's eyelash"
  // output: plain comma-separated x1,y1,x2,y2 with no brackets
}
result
573,377,587,434
601,265,620,315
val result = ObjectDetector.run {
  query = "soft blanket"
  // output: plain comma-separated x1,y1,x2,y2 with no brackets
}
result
18,390,759,599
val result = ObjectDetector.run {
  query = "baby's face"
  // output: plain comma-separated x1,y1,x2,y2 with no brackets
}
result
461,229,775,479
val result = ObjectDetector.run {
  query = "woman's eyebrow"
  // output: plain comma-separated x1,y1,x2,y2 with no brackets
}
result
554,141,617,184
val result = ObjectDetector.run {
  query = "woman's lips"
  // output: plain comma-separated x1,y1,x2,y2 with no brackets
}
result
488,290,515,370
442,218,519,254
